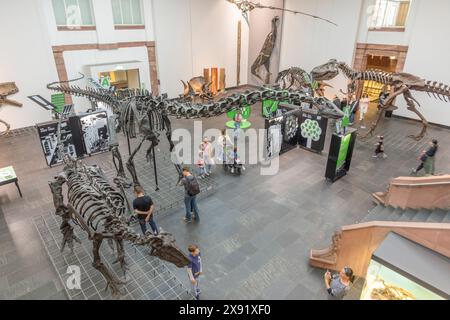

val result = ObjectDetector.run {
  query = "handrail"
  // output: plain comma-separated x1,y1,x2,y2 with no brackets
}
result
390,181,450,187
341,221,450,232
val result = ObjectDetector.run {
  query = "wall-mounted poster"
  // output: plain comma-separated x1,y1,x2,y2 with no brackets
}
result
36,120,77,166
78,111,110,154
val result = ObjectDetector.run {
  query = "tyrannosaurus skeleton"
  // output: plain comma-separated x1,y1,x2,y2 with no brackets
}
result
311,59,450,140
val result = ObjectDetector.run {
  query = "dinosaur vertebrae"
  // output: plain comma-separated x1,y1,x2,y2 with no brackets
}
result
338,62,450,101
48,79,334,118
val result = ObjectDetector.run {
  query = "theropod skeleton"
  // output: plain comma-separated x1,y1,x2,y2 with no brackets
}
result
251,16,280,84
311,59,450,140
276,67,332,96
49,120,189,298
47,75,344,186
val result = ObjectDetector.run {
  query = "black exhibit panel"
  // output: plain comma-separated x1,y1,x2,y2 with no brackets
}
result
298,110,328,153
36,120,78,166
325,128,357,182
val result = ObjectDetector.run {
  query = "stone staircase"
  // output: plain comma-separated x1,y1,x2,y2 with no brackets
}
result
362,204,450,224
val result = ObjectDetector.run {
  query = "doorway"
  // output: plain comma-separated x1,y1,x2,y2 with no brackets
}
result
98,69,141,90
352,43,408,126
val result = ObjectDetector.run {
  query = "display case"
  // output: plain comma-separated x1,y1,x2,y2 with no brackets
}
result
361,232,449,300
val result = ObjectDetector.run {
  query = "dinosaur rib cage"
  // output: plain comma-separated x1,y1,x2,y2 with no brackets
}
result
65,164,126,233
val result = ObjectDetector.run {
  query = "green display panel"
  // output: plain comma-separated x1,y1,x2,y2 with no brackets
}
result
262,99,279,118
336,132,351,172
51,93,65,114
226,104,251,129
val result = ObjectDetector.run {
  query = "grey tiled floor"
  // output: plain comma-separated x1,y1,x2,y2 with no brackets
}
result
1,105,450,300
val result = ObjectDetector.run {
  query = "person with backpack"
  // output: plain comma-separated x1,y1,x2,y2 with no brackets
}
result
177,167,201,223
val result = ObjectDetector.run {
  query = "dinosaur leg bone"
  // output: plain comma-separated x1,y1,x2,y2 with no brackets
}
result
126,136,146,187
92,233,125,298
359,85,408,139
112,236,128,276
403,90,428,140
0,118,11,136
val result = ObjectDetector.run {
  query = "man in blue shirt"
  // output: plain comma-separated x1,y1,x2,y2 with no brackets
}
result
187,244,202,300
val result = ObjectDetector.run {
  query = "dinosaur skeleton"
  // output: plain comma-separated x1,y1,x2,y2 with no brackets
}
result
311,59,450,140
0,82,23,136
251,16,279,84
226,0,338,27
47,75,344,187
49,136,190,297
276,67,332,96
181,76,213,101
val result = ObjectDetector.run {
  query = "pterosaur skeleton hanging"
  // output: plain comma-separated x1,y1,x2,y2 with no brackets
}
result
311,59,450,140
49,119,190,298
226,0,338,26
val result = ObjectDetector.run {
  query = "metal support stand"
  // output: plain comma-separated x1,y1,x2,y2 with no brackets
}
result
126,132,131,156
152,145,159,191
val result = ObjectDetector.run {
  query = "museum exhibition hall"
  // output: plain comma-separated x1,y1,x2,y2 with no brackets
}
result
1,0,450,302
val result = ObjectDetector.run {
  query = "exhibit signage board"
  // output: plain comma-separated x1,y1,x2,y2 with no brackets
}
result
36,120,77,166
262,99,286,118
324,128,356,182
264,106,301,159
80,111,110,154
51,93,65,114
298,111,328,153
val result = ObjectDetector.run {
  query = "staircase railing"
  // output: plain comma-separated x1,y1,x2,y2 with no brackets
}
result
372,175,450,209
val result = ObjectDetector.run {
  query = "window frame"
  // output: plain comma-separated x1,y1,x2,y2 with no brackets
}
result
369,0,411,31
52,0,96,30
112,0,145,29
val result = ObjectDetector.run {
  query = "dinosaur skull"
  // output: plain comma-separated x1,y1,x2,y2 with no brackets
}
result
311,59,340,81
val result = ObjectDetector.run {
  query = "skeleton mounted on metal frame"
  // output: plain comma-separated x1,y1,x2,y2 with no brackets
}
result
181,76,213,101
276,67,332,96
311,59,450,140
0,82,23,136
251,16,280,84
47,74,344,190
49,121,190,297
